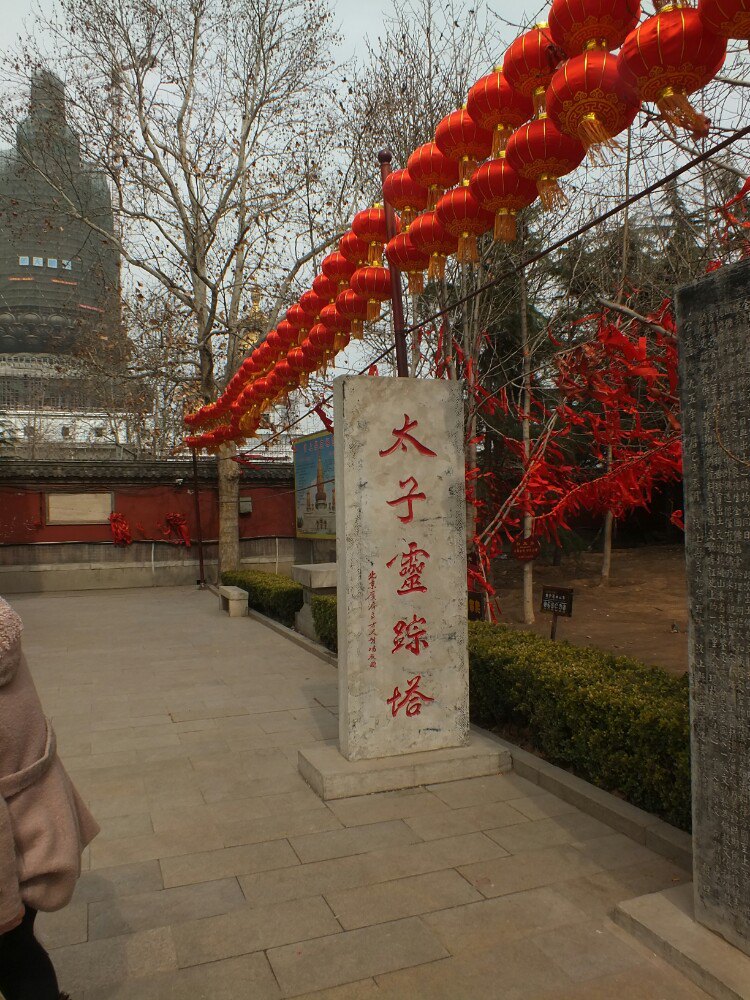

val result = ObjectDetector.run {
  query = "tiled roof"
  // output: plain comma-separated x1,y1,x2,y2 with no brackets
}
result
0,458,294,486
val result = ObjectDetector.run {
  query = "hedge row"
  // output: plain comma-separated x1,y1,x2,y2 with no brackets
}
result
468,621,691,831
221,569,303,626
312,595,338,653
299,593,691,830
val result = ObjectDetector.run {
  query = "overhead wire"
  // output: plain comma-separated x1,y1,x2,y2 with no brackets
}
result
234,122,750,457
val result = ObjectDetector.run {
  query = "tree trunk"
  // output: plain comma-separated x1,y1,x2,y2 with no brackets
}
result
217,443,240,579
601,441,614,583
520,263,535,625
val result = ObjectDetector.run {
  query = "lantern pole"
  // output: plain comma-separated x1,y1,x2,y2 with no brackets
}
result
378,149,410,378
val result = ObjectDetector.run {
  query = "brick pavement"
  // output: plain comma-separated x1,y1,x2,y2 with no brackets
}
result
7,586,705,999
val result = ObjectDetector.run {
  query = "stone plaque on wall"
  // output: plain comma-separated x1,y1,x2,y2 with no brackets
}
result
333,375,469,761
677,258,750,956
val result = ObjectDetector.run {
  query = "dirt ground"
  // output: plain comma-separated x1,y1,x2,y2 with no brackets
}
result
491,545,688,676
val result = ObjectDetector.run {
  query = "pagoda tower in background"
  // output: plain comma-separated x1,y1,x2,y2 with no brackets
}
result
0,70,125,457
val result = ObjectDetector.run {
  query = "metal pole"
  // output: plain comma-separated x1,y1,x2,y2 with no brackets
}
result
191,448,206,588
378,149,410,378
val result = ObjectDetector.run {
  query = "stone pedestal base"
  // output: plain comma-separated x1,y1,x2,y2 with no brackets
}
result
292,563,337,641
298,731,511,801
614,884,750,1000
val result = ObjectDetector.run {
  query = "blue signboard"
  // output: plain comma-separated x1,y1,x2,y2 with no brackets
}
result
293,430,336,539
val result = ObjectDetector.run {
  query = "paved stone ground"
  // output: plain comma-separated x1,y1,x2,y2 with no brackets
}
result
7,586,706,999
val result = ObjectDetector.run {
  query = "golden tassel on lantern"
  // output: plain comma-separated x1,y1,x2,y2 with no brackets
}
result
577,114,621,165
427,252,447,282
494,209,518,243
366,299,381,322
351,320,364,339
407,272,424,295
536,176,568,211
492,124,513,159
457,232,479,265
459,156,478,184
427,185,442,210
532,85,546,118
656,87,711,139
367,242,383,265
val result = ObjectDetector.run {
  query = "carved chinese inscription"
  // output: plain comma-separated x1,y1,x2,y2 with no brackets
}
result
677,259,750,956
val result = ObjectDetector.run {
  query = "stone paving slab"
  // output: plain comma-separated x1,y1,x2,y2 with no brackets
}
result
7,587,706,999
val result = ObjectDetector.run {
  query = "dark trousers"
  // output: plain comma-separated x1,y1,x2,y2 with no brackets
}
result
0,907,60,1000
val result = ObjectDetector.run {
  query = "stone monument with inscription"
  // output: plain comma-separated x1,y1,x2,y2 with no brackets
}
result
676,258,750,957
297,374,509,798
334,375,469,760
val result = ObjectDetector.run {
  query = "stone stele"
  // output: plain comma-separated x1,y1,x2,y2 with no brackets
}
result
333,375,469,761
677,256,750,957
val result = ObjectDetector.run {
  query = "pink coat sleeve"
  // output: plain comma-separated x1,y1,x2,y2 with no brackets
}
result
0,793,23,934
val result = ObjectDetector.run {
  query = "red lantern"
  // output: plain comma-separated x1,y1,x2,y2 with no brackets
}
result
549,0,640,54
469,157,538,242
351,264,392,322
407,142,461,209
409,211,459,281
270,360,293,400
300,335,324,372
435,107,493,183
339,230,368,266
312,273,338,303
286,303,308,339
386,233,431,295
264,329,283,359
287,345,309,388
336,288,369,339
467,67,534,157
352,205,391,264
548,50,640,163
699,0,750,39
435,183,494,264
253,341,271,371
320,302,350,337
322,251,357,291
503,23,562,117
506,118,586,210
618,6,726,138
382,168,429,229
310,321,336,357
276,319,298,349
299,289,325,323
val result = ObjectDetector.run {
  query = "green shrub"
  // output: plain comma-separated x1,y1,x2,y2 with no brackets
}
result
468,621,691,831
312,595,338,653
221,570,303,627
291,594,691,830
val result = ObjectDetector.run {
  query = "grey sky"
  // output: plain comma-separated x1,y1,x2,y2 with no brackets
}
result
0,1,530,64
0,0,398,59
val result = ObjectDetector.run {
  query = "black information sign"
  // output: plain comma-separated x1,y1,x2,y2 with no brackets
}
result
540,586,574,640
541,587,574,617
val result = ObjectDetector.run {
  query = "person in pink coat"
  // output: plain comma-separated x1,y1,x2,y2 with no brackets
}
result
0,597,98,999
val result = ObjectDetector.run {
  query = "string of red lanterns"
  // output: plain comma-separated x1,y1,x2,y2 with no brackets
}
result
185,0,739,450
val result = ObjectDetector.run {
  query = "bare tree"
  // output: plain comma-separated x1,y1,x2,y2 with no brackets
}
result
1,0,342,574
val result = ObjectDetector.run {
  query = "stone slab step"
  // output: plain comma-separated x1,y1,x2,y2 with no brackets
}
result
614,883,750,1000
298,730,511,800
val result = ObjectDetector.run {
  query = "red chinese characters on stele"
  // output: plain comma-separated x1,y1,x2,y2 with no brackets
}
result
392,614,429,656
378,413,437,718
378,415,438,458
387,542,430,595
387,674,435,718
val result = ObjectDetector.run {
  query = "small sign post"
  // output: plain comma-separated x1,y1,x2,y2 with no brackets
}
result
511,536,541,562
540,586,574,640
